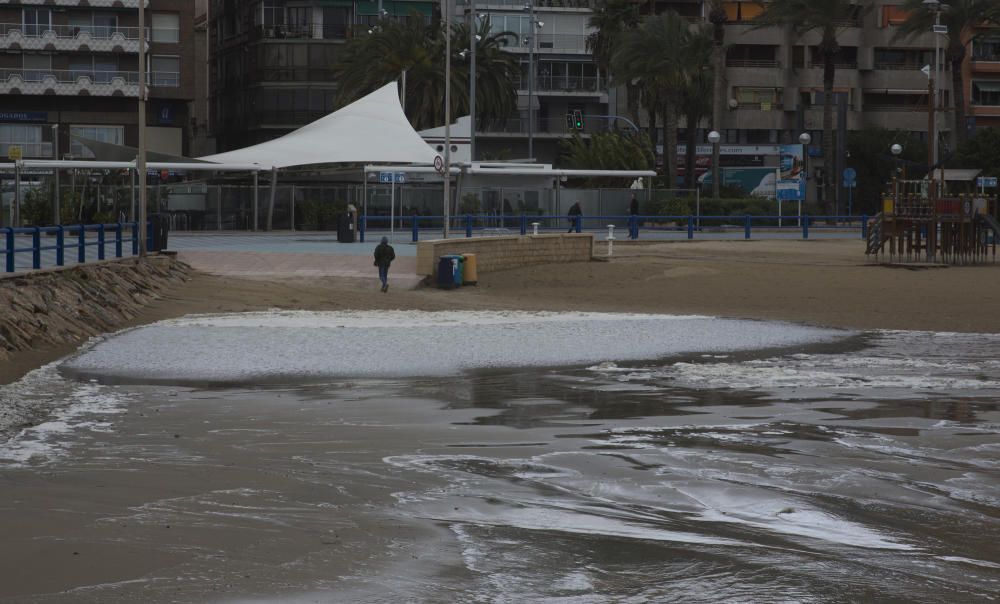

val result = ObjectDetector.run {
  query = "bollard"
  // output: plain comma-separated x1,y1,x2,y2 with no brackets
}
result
744,215,751,240
359,216,366,243
687,216,694,240
97,224,105,260
78,224,86,263
861,214,868,240
802,215,810,239
411,215,419,243
32,227,41,269
531,222,539,236
466,214,473,238
520,214,527,236
115,223,123,258
56,226,65,266
606,224,616,256
3,227,12,273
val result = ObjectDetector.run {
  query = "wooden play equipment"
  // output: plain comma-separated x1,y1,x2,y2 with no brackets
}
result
866,179,1000,265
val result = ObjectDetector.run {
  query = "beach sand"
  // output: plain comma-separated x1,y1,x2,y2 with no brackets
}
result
3,238,998,386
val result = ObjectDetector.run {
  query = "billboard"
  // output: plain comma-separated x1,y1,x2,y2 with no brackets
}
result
776,144,805,201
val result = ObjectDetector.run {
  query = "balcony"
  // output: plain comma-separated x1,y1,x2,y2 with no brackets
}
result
478,0,595,9
258,23,350,41
501,33,591,54
726,59,781,69
515,74,606,95
0,24,145,53
0,0,147,6
0,69,143,96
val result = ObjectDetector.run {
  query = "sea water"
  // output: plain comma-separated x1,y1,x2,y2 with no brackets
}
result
1,312,998,603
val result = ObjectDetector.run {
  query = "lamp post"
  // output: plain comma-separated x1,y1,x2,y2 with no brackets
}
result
924,0,942,200
707,130,721,203
523,2,542,160
891,143,903,207
137,0,147,256
443,0,452,238
799,132,811,225
468,2,477,162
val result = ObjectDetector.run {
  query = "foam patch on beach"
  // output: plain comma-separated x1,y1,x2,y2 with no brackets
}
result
60,310,845,382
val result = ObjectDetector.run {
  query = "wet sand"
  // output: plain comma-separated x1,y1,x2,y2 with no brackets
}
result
5,238,1000,386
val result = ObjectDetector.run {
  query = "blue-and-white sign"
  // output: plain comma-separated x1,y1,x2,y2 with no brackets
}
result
843,167,857,188
977,176,998,188
379,171,407,184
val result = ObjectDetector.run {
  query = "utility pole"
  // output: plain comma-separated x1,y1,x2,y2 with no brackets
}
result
526,0,535,160
138,1,148,256
443,0,452,238
469,1,476,162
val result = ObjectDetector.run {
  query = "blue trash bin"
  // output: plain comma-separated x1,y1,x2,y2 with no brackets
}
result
441,254,464,287
437,256,457,289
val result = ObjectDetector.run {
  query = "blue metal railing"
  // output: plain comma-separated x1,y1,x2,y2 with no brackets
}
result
2,222,140,273
357,214,872,243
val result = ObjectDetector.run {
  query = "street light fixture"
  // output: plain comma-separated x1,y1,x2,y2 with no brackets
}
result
891,143,903,205
707,130,721,200
924,0,943,199
523,1,542,160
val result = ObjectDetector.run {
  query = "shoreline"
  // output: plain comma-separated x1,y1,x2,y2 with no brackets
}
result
3,239,999,387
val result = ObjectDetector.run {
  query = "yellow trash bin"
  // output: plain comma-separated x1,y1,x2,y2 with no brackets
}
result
882,198,894,215
461,253,478,286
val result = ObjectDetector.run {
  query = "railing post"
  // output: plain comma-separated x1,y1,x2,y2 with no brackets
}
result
115,222,123,258
687,216,694,240
802,215,810,240
78,224,86,263
744,215,751,240
3,228,12,273
574,215,582,233
131,222,139,256
56,225,65,266
861,214,868,240
32,227,41,269
520,214,527,236
359,215,366,243
466,214,473,238
411,215,419,243
97,224,106,260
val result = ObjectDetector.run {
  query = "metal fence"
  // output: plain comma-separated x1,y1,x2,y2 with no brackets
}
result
2,222,140,274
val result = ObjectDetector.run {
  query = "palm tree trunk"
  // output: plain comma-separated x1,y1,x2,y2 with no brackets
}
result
822,52,836,214
711,10,726,200
950,44,967,148
647,105,659,169
663,99,679,189
684,109,699,189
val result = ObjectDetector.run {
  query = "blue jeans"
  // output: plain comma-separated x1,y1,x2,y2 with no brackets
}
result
378,265,389,286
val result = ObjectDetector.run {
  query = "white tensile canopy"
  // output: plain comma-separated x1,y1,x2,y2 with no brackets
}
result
199,82,441,169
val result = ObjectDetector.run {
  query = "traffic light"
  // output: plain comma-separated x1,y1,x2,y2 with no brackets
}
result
566,113,575,130
572,109,584,130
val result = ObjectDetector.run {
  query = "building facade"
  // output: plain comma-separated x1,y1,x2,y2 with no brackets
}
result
0,0,197,161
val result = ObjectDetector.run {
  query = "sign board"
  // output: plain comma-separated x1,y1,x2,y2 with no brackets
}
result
843,167,857,188
433,155,445,174
977,176,998,188
0,111,47,123
7,145,22,161
932,24,948,34
378,171,406,184
776,144,806,201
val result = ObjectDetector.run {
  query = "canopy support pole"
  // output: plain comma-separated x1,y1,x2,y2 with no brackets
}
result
363,174,368,241
252,171,259,232
267,166,277,231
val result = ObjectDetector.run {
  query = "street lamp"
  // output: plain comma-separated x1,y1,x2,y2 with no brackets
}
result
137,2,147,254
798,133,811,224
707,130,721,202
523,1,542,160
443,0,453,238
924,0,942,199
891,143,903,206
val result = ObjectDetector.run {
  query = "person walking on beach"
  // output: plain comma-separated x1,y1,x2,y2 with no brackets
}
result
629,194,639,216
373,236,395,293
567,201,582,233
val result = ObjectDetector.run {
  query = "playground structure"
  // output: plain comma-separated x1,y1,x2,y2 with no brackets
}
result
866,179,1000,265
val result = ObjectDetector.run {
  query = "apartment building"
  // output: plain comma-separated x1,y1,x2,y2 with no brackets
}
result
208,0,435,152
0,0,196,161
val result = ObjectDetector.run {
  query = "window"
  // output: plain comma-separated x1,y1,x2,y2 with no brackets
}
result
262,0,286,27
723,2,763,23
151,55,180,86
22,8,51,37
736,87,782,109
69,125,124,158
152,13,180,43
69,55,120,83
973,35,1000,62
881,6,911,27
972,81,1000,106
93,13,117,39
22,54,51,81
0,124,44,158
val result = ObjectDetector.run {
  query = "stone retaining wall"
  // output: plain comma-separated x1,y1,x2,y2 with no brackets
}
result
415,234,594,277
0,257,190,363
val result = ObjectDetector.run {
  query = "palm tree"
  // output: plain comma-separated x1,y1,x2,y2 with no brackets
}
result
895,0,1000,148
756,0,872,212
587,0,641,124
707,0,728,199
612,11,701,186
332,17,518,131
680,28,714,189
560,131,654,187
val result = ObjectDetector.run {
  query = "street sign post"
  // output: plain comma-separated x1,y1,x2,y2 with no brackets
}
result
843,167,857,216
977,176,998,194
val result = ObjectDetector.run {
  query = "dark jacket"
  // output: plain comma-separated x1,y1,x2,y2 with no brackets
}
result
629,198,639,215
568,203,582,217
374,243,395,268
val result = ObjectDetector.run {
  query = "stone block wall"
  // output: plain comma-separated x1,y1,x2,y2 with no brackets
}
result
415,234,594,276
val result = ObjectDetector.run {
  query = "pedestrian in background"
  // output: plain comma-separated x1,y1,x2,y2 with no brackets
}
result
373,236,395,293
567,201,582,233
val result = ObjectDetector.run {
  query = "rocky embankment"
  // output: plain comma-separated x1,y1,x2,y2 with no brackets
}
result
0,257,191,364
